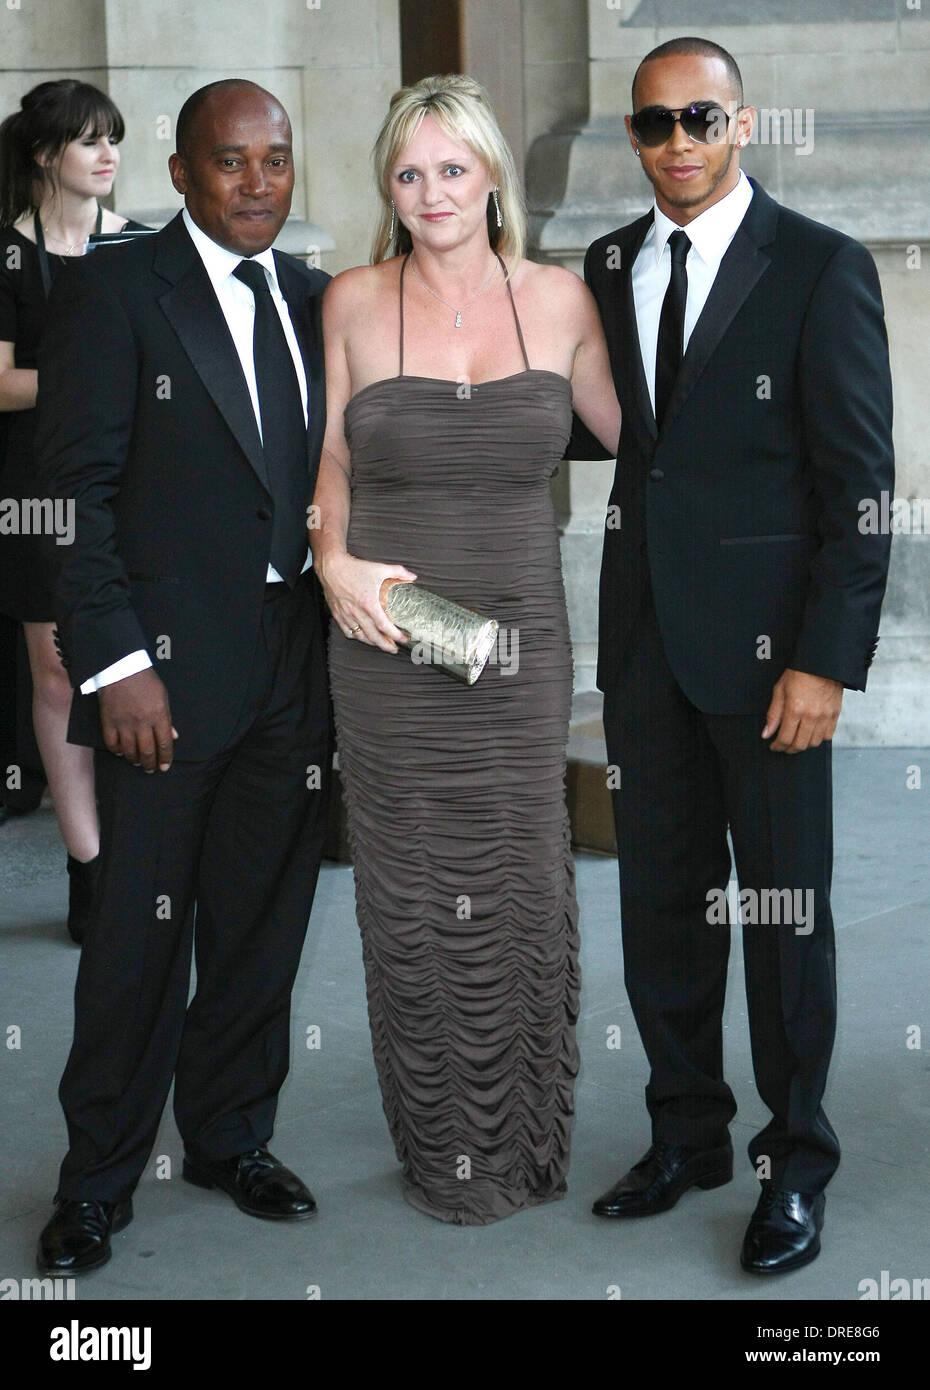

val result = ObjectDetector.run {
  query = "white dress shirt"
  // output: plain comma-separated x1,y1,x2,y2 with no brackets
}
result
81,208,312,694
632,170,754,414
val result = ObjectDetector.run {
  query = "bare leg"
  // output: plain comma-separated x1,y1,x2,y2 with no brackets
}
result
24,621,98,862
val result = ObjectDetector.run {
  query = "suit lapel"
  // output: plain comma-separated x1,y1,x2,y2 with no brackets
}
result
660,180,778,437
155,215,270,493
618,214,658,442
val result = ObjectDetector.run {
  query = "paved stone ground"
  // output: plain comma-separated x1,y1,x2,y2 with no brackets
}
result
1,748,928,1304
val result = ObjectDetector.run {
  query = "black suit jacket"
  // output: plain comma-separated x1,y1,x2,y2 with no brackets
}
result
569,179,894,712
35,212,329,758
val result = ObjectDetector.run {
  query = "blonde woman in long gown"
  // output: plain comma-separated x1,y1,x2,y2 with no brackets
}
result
311,74,620,1225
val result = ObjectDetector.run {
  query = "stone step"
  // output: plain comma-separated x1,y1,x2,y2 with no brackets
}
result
567,692,616,855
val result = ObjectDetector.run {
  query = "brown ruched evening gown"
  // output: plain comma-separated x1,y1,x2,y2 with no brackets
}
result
328,255,580,1224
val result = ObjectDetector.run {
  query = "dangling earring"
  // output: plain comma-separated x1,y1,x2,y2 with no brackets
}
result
492,187,502,229
634,145,641,157
389,200,396,240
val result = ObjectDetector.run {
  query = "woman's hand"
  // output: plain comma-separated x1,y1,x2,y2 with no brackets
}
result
319,551,417,652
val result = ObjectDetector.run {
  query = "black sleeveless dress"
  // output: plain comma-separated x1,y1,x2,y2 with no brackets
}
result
328,256,580,1224
0,220,149,620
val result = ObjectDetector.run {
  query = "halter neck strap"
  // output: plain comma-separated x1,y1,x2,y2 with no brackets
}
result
398,250,530,377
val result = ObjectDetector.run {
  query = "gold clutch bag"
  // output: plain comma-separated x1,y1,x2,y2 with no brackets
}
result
380,580,498,685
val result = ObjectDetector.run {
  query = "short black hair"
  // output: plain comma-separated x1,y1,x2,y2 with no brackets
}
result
632,37,743,110
175,79,284,159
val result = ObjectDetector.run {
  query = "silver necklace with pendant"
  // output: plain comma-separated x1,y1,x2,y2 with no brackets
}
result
409,255,500,327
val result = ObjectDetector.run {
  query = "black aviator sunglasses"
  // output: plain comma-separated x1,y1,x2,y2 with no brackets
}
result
630,101,745,148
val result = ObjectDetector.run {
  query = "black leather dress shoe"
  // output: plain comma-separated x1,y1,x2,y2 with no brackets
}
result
37,1197,133,1275
183,1147,317,1220
592,1140,733,1217
740,1182,825,1274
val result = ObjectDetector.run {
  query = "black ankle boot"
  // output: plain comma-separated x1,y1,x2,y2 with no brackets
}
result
66,854,99,945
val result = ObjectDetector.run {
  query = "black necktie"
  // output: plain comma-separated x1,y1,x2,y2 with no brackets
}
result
654,229,691,430
232,258,308,586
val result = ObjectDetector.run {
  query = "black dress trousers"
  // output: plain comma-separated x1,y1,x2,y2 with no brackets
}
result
56,573,331,1201
602,574,840,1194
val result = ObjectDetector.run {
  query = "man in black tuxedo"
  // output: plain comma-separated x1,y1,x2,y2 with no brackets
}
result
571,38,894,1273
34,79,332,1273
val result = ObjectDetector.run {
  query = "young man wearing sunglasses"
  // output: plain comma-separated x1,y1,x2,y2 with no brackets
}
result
569,37,894,1274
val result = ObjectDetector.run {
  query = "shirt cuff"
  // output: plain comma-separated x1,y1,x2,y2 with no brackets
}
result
266,550,312,584
79,649,153,694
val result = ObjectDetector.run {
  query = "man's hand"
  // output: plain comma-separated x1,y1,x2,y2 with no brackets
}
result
762,669,843,754
98,668,177,772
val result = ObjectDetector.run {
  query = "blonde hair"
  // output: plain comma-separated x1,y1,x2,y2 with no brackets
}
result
371,73,525,267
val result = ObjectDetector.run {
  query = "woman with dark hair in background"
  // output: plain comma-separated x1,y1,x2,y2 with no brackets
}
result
0,80,146,942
